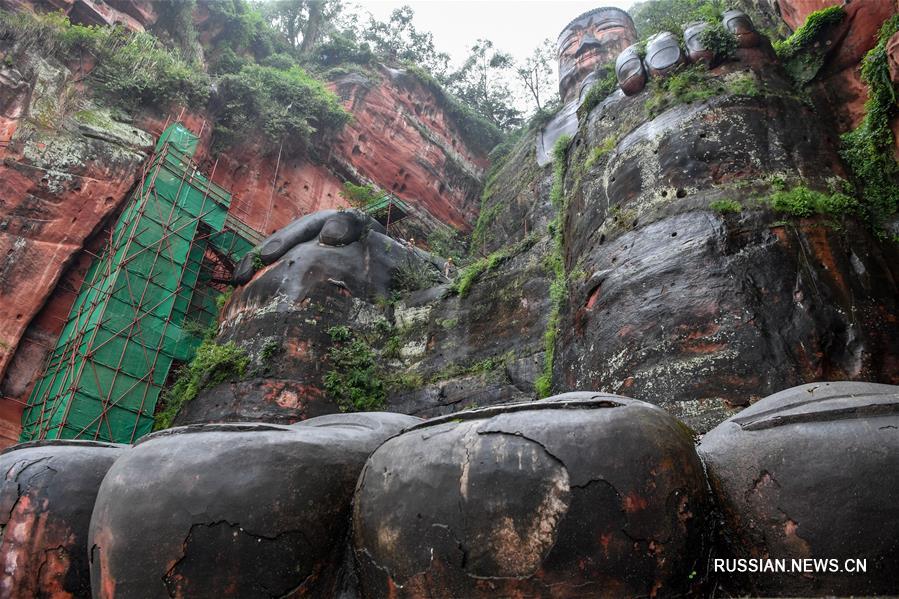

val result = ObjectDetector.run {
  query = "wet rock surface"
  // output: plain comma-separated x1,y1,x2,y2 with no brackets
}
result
353,393,711,598
556,57,899,432
0,440,125,598
88,413,420,598
698,381,899,596
177,209,439,425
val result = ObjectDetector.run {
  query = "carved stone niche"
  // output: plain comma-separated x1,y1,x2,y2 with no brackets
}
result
557,7,637,104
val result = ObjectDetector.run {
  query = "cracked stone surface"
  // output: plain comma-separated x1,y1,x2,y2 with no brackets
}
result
352,392,711,597
0,440,124,598
698,381,899,596
555,54,899,432
88,413,419,598
177,209,441,426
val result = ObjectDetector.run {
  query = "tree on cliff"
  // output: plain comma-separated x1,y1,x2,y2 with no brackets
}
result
515,38,557,113
445,39,522,130
362,6,450,78
629,0,727,38
258,0,343,56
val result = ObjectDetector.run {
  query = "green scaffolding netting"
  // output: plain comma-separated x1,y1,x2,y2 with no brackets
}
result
21,123,258,444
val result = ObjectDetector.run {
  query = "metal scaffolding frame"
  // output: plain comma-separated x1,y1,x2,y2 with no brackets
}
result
20,123,258,444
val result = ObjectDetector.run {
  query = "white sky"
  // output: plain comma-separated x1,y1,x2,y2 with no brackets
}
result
348,1,636,69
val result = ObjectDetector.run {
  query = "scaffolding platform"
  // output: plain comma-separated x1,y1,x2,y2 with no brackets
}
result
20,123,258,444
363,193,412,230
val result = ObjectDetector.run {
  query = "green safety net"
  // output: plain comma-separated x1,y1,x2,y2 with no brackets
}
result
21,124,257,444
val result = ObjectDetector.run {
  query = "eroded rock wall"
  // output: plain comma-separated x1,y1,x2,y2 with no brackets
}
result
553,50,899,431
0,49,153,443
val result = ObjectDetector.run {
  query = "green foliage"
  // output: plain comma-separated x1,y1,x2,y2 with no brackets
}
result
394,257,439,292
630,0,727,39
204,0,285,59
840,15,899,227
537,134,573,398
260,52,297,70
213,63,350,152
577,63,618,119
324,326,386,412
153,0,201,64
0,10,209,111
550,135,572,208
362,5,449,75
645,65,719,118
252,252,264,270
211,47,248,75
154,341,249,430
340,182,381,208
309,31,374,67
709,199,743,213
774,5,846,84
215,287,234,312
452,235,538,296
725,72,760,97
259,339,281,365
427,227,466,262
471,191,502,251
442,38,522,130
584,136,618,171
698,23,737,61
404,65,504,155
768,186,858,217
433,352,515,382
773,5,845,60
385,371,424,392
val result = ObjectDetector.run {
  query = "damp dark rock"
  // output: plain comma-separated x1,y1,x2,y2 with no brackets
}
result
698,381,899,597
88,414,421,598
0,440,125,598
352,393,711,598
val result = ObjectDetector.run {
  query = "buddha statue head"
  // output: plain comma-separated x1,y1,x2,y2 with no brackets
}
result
557,7,637,104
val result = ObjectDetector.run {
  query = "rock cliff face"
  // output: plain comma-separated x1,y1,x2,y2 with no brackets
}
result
553,56,898,430
201,6,899,433
0,50,153,445
0,0,156,31
0,4,494,443
210,67,489,238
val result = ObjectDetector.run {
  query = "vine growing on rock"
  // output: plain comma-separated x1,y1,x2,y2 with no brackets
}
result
323,326,387,412
0,10,209,111
768,186,858,218
840,14,899,229
535,134,572,398
154,341,250,430
452,235,538,296
773,5,846,85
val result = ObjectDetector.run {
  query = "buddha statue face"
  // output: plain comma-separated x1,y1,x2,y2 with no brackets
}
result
557,7,637,104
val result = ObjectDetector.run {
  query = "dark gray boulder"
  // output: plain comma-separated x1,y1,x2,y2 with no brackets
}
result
88,414,421,598
0,440,125,598
352,392,711,597
698,381,899,596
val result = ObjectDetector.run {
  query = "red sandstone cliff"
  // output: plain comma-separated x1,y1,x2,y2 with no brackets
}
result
0,3,492,445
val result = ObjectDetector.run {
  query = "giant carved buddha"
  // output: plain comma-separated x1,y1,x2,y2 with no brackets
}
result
557,7,637,104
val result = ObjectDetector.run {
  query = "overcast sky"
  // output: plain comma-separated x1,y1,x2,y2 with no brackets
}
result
347,1,636,69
